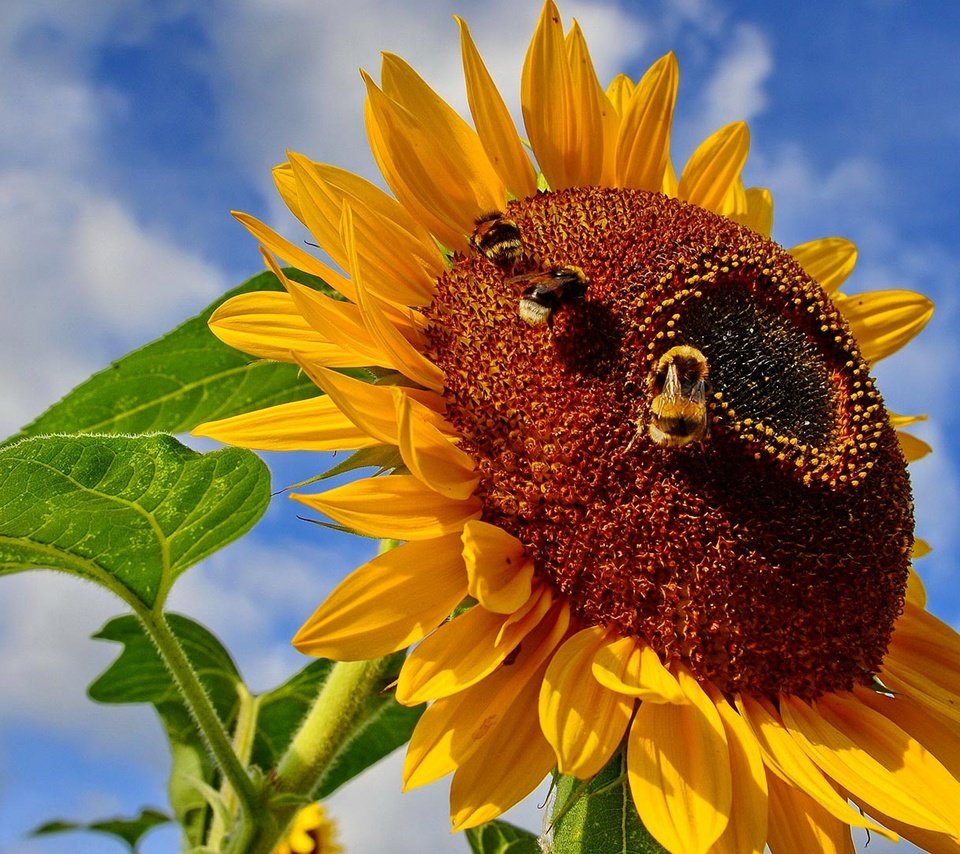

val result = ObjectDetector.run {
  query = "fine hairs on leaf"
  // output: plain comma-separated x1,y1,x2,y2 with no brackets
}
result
0,434,271,608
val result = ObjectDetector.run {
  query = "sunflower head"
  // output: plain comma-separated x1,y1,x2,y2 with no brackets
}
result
196,2,951,851
272,804,342,854
428,184,914,700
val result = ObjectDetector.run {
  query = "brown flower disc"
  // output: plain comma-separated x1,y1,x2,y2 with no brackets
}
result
426,187,913,699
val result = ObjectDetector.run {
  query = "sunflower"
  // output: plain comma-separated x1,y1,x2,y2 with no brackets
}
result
194,2,958,851
273,803,343,854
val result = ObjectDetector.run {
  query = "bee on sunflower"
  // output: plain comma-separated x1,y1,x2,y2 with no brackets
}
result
196,3,952,851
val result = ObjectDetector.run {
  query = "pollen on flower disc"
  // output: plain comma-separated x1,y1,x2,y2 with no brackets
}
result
426,187,913,699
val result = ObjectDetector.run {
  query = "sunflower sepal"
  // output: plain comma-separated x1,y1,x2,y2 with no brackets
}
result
549,753,667,854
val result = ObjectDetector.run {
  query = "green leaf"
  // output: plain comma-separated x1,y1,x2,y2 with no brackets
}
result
89,613,244,847
0,434,270,607
252,653,423,798
89,613,241,716
7,268,329,443
90,616,422,832
32,807,172,850
551,755,666,854
466,819,542,854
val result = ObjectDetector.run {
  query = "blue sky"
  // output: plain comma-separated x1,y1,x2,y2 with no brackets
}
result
1,1,958,851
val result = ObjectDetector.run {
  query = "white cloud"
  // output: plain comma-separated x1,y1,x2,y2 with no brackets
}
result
698,23,773,133
204,0,644,226
0,572,167,766
748,143,887,246
0,169,226,437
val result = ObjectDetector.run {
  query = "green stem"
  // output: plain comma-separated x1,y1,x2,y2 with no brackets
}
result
207,685,261,849
136,607,259,847
238,655,400,854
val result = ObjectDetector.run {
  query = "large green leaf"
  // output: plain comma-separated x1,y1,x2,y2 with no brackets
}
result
253,653,423,799
551,756,666,854
466,820,541,853
7,269,327,443
89,614,244,846
32,807,172,851
0,434,269,607
89,613,241,716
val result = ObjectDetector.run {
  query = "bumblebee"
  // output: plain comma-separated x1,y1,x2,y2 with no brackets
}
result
470,212,523,270
647,345,710,447
512,266,588,327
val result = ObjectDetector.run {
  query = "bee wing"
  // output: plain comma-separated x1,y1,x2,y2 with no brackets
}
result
506,272,539,287
689,377,708,405
661,361,683,400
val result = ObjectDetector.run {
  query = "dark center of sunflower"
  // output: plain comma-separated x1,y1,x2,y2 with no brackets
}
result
425,187,913,700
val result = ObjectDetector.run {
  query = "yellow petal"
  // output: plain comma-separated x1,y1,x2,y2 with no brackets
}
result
788,237,858,294
616,53,678,191
342,205,446,392
450,670,557,831
275,153,445,294
291,474,480,540
844,706,960,851
522,0,600,188
401,588,552,707
457,16,537,199
706,686,767,854
836,289,934,363
735,693,892,837
287,159,429,240
285,152,351,274
380,52,505,213
366,61,503,251
677,122,750,215
397,604,517,705
883,602,960,724
363,76,469,253
495,583,552,647
394,388,478,501
292,535,467,659
208,290,363,367
338,189,438,308
851,801,960,854
605,73,635,116
192,395,377,452
461,519,534,614
766,771,857,854
662,156,678,197
271,160,303,223
889,410,927,429
898,431,932,462
539,627,633,777
403,602,570,789
403,694,462,789
906,566,927,607
286,154,437,309
627,668,731,854
297,363,447,447
592,635,685,703
729,187,773,237
233,211,357,302
261,252,381,365
447,602,569,765
562,20,605,186
853,686,960,781
912,537,932,560
781,693,960,835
